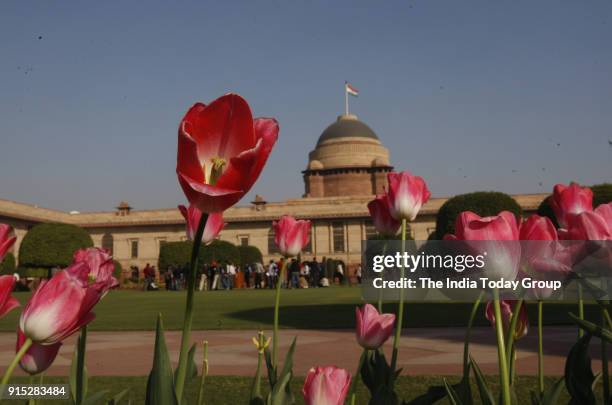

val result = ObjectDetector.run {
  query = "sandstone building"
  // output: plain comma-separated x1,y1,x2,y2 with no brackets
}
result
0,113,546,270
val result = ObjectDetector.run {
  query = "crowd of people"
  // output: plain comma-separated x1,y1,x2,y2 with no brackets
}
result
132,257,363,292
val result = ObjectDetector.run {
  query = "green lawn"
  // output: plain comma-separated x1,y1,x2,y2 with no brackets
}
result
0,288,598,331
9,375,583,404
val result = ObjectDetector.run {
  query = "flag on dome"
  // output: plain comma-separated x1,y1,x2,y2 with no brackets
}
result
345,82,359,97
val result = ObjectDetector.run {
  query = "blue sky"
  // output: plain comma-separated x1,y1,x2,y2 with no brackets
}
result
0,1,611,212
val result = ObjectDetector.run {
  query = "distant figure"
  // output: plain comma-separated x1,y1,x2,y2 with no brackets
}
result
267,260,278,289
334,262,344,284
356,264,362,284
254,261,265,289
289,259,300,289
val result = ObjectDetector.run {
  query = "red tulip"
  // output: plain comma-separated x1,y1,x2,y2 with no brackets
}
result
177,94,279,213
302,366,351,405
485,299,529,340
0,223,16,262
273,215,311,257
20,263,99,345
0,275,19,319
72,247,119,294
16,328,61,375
444,211,521,281
386,171,431,221
559,205,612,241
550,183,593,228
355,304,395,349
178,204,225,244
367,195,401,237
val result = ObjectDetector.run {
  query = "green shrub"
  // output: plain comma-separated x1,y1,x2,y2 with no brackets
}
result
113,260,123,279
158,240,241,271
238,245,263,267
17,267,50,278
19,223,93,270
537,183,612,227
0,253,16,274
434,191,522,239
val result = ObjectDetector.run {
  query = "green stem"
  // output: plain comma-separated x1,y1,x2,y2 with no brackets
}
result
175,213,208,403
463,291,483,378
1,337,32,385
538,300,544,395
390,218,407,378
377,242,388,313
272,259,288,368
348,350,367,405
76,326,87,405
602,308,610,405
493,290,512,405
578,284,585,338
197,340,209,405
250,332,265,401
505,299,523,376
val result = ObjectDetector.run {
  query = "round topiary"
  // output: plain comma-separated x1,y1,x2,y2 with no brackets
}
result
238,245,263,267
112,260,123,279
537,183,612,227
200,240,240,266
158,241,192,271
434,191,522,239
19,223,93,270
0,252,16,275
158,240,241,271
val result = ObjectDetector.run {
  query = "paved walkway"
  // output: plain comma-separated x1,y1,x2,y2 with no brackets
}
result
0,327,603,377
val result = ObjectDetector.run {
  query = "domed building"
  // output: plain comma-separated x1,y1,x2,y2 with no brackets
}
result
303,114,393,197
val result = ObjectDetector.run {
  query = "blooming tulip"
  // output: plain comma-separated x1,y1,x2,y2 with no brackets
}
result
485,299,529,340
177,94,279,213
386,171,431,221
273,215,311,257
559,204,612,241
444,211,521,281
16,328,61,375
20,263,99,345
0,275,19,319
72,247,119,294
302,366,351,405
0,223,16,263
367,195,400,237
355,303,395,349
178,204,225,244
550,183,593,228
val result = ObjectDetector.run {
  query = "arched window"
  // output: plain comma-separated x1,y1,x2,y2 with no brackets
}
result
102,233,114,255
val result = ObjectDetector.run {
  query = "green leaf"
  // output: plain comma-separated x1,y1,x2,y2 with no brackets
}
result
470,356,495,405
145,314,178,405
70,334,88,405
174,343,198,382
565,332,596,405
268,337,297,405
443,378,464,405
540,377,565,405
569,313,612,343
82,390,109,405
264,346,277,388
107,388,130,405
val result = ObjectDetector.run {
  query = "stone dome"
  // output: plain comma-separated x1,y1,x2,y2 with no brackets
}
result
316,114,378,146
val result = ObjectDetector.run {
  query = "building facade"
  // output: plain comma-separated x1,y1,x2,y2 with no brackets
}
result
0,113,547,270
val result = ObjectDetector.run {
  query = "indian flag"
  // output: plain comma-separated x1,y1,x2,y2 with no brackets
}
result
345,82,359,97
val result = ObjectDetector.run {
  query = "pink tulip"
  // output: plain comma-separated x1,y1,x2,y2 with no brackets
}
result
72,247,119,294
0,275,19,319
444,211,521,281
559,205,612,241
0,223,16,263
302,366,351,405
550,183,593,228
485,299,529,340
178,204,225,244
16,328,61,375
367,195,401,237
20,263,100,345
355,304,395,349
273,215,311,257
386,171,431,221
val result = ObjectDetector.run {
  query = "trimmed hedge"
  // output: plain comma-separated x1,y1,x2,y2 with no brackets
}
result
19,223,93,269
159,240,241,271
537,183,612,227
0,253,16,274
238,245,263,267
434,191,522,239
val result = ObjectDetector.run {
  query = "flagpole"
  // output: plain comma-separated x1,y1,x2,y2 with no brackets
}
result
344,82,349,115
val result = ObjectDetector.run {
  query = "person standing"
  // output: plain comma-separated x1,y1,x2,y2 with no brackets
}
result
310,257,320,288
334,261,344,285
267,260,277,289
289,258,300,289
255,261,264,288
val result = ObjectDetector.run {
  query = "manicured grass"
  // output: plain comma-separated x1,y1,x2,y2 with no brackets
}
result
10,375,584,404
0,288,598,331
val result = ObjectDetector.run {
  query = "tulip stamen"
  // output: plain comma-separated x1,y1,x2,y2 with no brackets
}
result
207,157,227,186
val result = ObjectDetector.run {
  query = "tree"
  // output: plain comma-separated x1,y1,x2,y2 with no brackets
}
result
0,252,16,275
238,245,263,267
434,191,522,239
19,223,93,276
